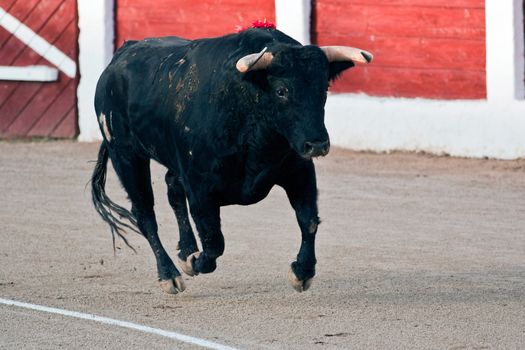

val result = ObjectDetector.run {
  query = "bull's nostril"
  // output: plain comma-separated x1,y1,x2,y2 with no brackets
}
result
304,142,314,154
322,141,330,154
303,140,330,157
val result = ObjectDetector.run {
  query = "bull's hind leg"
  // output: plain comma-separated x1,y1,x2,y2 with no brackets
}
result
165,171,200,274
179,200,224,276
109,150,184,294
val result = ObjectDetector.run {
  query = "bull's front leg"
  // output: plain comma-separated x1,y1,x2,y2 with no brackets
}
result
280,160,320,292
178,200,225,276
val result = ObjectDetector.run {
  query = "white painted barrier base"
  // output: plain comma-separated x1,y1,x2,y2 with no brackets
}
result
326,94,525,160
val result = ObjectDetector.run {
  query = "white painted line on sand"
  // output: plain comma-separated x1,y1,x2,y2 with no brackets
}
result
0,6,77,78
0,298,239,350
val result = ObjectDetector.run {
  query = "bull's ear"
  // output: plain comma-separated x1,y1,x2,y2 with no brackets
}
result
321,46,373,81
328,61,355,81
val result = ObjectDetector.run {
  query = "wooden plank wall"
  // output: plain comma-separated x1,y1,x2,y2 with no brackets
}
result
312,0,486,99
116,0,275,47
0,0,78,139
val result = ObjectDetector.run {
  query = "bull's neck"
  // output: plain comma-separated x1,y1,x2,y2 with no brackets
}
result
244,118,291,164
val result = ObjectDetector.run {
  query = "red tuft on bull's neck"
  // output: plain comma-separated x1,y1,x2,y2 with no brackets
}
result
251,19,276,29
235,19,276,33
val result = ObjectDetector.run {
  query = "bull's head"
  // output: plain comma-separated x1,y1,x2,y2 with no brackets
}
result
236,44,372,159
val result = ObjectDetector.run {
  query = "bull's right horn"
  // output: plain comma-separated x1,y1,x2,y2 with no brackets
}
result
321,46,373,64
236,47,274,73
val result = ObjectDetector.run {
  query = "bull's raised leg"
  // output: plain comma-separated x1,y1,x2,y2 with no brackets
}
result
280,160,319,292
109,149,184,294
165,171,199,268
178,201,224,276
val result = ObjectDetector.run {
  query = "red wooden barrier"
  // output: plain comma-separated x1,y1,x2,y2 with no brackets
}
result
312,0,486,99
116,0,275,47
0,0,78,139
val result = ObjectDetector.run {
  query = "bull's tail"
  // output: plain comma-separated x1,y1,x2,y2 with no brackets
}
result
91,142,141,252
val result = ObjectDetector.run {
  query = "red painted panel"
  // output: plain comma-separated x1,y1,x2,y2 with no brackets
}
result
0,0,38,19
313,0,486,99
0,3,75,133
10,0,77,65
0,82,41,134
0,35,28,65
0,0,78,139
28,81,76,137
0,80,17,110
315,4,485,40
321,34,485,71
0,0,18,10
330,66,486,99
5,75,70,135
3,26,77,136
322,0,484,8
18,20,78,137
36,0,76,55
116,0,275,46
0,0,20,46
0,0,68,65
49,105,76,138
0,0,39,48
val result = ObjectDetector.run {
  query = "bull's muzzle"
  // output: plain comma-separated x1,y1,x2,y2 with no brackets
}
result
303,140,330,158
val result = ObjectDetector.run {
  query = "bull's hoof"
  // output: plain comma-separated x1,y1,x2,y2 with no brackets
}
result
177,252,201,277
159,276,186,294
288,267,314,293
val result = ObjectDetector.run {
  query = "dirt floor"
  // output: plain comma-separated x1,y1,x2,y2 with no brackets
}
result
0,141,524,349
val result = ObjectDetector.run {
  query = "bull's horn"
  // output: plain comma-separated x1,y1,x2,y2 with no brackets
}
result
321,46,373,64
236,47,274,73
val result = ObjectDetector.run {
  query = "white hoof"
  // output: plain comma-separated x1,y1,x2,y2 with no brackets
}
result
288,268,314,293
177,252,201,277
159,276,186,294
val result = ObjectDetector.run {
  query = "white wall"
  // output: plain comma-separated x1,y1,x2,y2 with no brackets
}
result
275,0,311,45
325,95,525,160
77,0,525,159
77,0,114,141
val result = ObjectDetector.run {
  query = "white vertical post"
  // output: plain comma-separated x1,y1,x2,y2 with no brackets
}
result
485,0,523,103
77,0,114,141
513,0,525,99
275,0,311,45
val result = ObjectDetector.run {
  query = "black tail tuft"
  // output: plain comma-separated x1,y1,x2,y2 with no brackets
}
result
91,142,142,252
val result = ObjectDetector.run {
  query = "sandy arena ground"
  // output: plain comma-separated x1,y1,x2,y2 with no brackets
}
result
0,141,524,349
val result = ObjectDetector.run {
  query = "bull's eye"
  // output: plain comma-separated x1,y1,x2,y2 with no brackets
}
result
276,87,288,99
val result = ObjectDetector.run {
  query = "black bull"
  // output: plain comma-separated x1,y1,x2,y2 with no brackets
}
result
91,28,372,294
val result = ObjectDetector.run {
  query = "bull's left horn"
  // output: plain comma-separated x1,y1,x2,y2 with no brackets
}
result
321,46,373,64
236,47,274,73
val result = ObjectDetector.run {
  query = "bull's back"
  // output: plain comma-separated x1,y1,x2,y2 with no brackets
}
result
93,30,282,164
94,36,199,166
95,36,193,118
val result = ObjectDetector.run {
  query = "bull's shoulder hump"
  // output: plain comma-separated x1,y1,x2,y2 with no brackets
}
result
109,37,192,68
143,36,192,47
114,36,192,56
